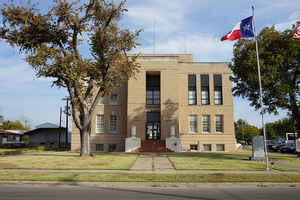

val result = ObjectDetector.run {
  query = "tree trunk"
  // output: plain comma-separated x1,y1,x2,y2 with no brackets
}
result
80,123,91,156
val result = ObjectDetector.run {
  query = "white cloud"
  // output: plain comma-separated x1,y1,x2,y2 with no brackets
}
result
0,59,54,90
127,0,186,34
273,10,300,31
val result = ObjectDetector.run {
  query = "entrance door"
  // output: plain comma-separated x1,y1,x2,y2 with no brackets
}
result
146,122,160,140
146,112,161,140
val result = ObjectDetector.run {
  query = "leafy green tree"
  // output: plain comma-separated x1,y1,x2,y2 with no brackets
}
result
0,0,141,156
0,120,29,130
230,25,300,133
265,117,293,138
235,119,259,143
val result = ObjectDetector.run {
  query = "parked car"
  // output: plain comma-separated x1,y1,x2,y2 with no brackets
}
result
280,143,296,154
271,142,285,152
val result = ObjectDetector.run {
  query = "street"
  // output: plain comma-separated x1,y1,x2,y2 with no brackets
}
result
0,183,299,200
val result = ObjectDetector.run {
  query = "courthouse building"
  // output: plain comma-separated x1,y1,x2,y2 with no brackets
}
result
71,54,236,152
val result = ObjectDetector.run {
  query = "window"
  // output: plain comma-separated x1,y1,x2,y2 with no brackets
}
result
216,144,225,151
108,144,117,152
202,115,210,132
201,74,210,105
96,144,104,152
188,75,197,105
215,115,224,133
153,90,160,104
146,74,160,105
203,144,212,151
189,115,197,133
190,144,198,151
96,114,104,133
214,74,223,105
87,95,93,104
109,114,117,132
98,97,105,105
146,89,160,105
110,94,118,105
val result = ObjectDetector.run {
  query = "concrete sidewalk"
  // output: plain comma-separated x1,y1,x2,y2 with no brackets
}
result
1,169,299,174
131,154,175,172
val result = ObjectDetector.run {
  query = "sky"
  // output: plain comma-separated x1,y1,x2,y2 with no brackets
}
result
0,0,299,129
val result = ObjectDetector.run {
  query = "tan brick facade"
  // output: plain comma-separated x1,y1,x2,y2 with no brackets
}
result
71,54,236,152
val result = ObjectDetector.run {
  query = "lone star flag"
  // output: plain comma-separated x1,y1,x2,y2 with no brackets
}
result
221,16,254,41
293,24,300,40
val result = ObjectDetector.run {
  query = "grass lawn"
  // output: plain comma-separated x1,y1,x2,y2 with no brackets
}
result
168,152,296,171
1,172,300,183
0,151,138,170
278,157,300,168
244,151,300,169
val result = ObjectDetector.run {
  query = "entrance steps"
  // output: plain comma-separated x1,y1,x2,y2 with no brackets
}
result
135,140,173,152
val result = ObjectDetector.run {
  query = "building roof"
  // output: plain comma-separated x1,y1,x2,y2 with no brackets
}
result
35,122,59,129
24,127,66,135
5,130,27,135
0,130,18,135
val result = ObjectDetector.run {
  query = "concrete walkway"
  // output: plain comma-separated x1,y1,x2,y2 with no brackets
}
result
1,169,300,174
131,154,175,172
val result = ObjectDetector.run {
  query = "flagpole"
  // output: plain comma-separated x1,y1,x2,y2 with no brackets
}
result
252,6,269,170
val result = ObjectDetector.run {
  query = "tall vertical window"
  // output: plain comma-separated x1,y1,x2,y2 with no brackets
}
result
188,115,197,133
88,95,93,104
109,114,117,132
188,75,197,105
201,74,210,105
214,74,223,105
98,97,105,105
110,94,118,105
96,114,104,133
215,115,224,133
202,115,210,133
146,75,160,105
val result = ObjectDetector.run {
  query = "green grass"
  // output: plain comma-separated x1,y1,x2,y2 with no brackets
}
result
1,172,300,183
0,151,138,170
168,152,294,171
280,159,300,168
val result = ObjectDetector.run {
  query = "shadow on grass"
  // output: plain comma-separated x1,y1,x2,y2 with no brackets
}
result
20,154,81,157
168,152,250,161
0,150,24,156
57,174,79,182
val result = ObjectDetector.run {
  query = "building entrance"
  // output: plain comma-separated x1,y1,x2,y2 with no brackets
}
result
146,112,161,140
146,122,160,140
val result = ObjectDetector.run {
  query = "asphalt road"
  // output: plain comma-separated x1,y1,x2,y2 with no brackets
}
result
0,183,300,200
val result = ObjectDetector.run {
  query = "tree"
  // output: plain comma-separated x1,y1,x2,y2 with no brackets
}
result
0,0,141,156
234,119,259,143
230,25,300,133
265,117,294,138
0,120,30,130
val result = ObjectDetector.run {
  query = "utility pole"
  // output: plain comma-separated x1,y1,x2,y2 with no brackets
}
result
59,107,62,146
242,121,245,145
66,99,69,145
62,97,70,146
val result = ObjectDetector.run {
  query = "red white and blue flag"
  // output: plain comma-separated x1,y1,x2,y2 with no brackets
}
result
293,24,300,40
221,16,254,41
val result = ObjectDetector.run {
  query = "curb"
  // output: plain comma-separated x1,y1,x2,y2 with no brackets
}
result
1,181,300,189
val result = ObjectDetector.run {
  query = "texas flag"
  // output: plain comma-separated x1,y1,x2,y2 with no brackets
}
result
293,24,300,40
221,16,254,41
